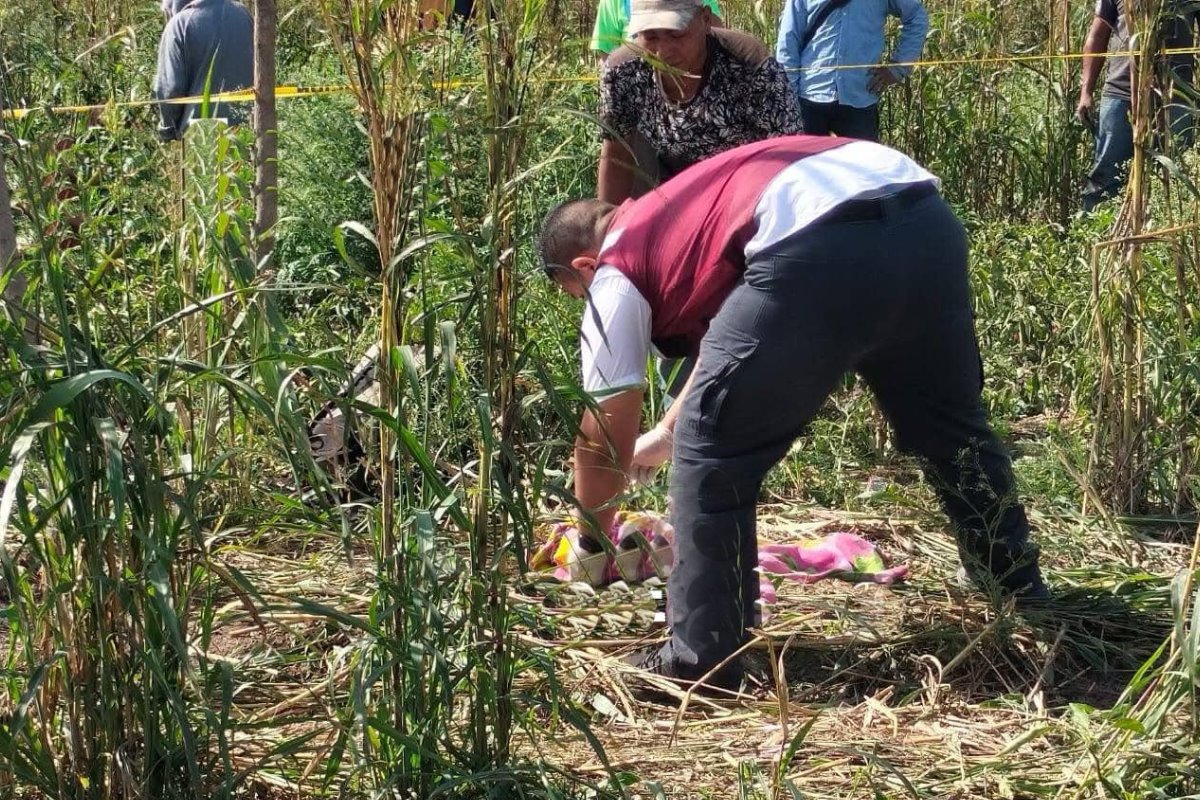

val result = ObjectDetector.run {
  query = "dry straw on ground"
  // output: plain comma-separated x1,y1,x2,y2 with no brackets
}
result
190,503,1192,798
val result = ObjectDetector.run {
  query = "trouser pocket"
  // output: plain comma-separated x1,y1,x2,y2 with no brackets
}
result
694,335,759,440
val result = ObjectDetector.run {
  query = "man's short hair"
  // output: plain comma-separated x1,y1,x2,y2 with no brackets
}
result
538,199,613,278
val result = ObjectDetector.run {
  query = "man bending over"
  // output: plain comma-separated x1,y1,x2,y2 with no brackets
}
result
539,135,1048,692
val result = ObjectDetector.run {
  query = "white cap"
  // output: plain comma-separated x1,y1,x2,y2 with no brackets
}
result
627,0,703,36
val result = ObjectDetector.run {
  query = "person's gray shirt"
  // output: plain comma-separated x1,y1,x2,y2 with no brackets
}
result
1097,0,1195,102
154,0,254,140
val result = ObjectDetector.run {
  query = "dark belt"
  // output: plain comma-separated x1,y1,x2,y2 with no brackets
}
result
817,182,939,225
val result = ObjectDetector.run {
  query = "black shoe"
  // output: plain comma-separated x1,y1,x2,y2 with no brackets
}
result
623,645,743,697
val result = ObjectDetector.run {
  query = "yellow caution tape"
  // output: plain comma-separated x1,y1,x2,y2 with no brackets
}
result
804,44,1200,72
2,84,348,120
4,46,1198,120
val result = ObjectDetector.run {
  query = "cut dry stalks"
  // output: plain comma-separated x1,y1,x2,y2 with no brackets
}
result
1084,0,1200,516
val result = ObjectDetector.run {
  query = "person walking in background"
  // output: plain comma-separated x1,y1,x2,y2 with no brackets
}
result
1076,0,1196,211
776,0,928,141
154,0,254,142
591,0,723,58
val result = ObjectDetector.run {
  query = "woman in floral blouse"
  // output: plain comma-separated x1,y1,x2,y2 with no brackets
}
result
598,0,803,204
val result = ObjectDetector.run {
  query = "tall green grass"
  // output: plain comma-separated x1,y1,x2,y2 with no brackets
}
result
0,114,238,800
0,80,332,800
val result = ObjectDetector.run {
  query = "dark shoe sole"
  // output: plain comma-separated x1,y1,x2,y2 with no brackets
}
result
623,645,744,698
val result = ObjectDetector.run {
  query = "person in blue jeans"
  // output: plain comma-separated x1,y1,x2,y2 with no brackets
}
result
1077,0,1196,210
776,0,928,141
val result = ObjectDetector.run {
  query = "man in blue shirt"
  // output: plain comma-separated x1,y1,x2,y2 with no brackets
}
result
776,0,928,141
154,0,254,141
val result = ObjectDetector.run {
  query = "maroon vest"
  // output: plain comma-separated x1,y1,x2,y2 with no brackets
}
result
600,135,849,358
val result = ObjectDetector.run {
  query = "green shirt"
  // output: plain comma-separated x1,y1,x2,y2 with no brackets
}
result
590,0,723,54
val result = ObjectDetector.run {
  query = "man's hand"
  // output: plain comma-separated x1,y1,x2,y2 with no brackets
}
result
630,425,673,483
1079,17,1111,135
1076,91,1097,132
867,67,901,95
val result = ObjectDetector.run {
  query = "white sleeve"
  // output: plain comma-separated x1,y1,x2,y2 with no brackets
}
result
580,267,652,398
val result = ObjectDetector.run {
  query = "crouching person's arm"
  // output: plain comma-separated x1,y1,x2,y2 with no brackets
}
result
598,138,639,205
574,388,645,545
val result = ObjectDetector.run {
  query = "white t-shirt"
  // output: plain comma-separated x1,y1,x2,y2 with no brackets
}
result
581,266,652,398
745,141,938,259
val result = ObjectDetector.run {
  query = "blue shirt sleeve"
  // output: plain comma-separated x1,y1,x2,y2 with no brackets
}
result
885,0,929,80
775,0,808,95
154,15,189,139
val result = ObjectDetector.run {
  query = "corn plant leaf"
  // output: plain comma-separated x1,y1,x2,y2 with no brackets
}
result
19,369,154,431
1152,154,1200,201
331,225,371,277
339,220,378,250
0,421,48,550
95,416,126,529
439,320,457,407
558,704,630,800
777,710,822,782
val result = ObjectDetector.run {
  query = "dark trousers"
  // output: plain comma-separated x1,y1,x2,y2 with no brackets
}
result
662,189,1041,673
800,99,880,141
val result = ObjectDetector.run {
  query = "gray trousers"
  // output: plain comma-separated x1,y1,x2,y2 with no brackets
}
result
662,188,1042,673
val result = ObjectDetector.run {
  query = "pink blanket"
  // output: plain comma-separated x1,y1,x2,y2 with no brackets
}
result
530,512,907,609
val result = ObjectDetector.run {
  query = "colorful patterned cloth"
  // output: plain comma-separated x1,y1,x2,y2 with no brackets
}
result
530,512,908,611
755,533,908,606
529,511,675,586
